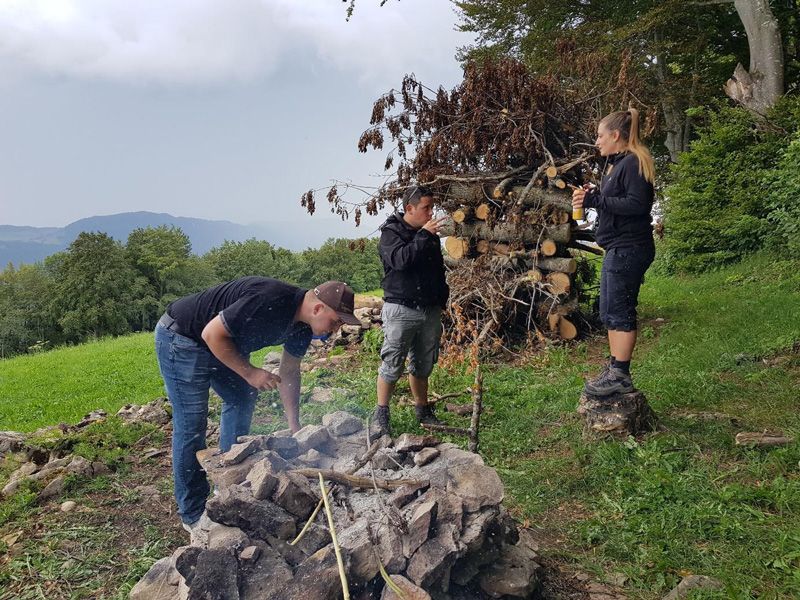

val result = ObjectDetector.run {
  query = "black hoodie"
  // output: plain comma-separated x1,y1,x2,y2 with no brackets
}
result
378,213,449,308
583,152,654,249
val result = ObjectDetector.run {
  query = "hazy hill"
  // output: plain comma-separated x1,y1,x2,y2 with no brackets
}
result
0,211,375,267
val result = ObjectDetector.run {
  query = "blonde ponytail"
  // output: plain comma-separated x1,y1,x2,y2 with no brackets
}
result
600,108,656,184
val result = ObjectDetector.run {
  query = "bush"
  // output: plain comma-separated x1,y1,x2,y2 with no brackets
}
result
765,132,800,254
660,97,800,273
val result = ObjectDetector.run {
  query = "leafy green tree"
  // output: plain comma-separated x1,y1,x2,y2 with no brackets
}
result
0,263,61,357
203,239,300,283
296,238,383,292
53,232,139,340
456,0,791,160
125,226,200,328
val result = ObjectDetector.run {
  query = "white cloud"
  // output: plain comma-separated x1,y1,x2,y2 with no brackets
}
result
0,0,469,86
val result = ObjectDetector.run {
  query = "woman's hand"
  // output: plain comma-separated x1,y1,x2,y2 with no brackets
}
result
571,187,586,209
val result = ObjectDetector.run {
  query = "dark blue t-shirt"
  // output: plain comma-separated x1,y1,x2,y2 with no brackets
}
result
167,277,312,357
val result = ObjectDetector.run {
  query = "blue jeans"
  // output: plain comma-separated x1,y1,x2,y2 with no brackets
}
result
154,322,258,524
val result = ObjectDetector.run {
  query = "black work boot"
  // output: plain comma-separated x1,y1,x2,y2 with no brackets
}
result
584,366,634,397
415,403,442,426
373,405,391,437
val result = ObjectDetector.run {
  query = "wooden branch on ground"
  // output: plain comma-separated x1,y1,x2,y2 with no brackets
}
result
292,469,426,490
735,432,794,447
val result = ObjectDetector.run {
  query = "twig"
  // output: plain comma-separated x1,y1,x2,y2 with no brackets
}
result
318,473,350,600
292,469,424,490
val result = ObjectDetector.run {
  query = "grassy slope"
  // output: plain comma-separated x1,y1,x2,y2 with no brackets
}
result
0,251,798,598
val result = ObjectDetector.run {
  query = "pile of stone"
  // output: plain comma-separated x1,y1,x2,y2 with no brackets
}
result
131,411,542,600
1,399,172,502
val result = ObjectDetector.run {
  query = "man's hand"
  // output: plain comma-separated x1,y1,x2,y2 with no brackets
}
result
245,368,281,391
422,216,448,235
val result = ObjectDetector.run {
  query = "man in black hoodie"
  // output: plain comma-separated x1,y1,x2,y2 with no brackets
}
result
373,186,449,435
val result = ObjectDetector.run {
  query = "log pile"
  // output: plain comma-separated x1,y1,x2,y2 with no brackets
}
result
434,165,598,356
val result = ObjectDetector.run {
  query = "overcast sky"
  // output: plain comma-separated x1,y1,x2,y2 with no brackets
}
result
0,0,472,238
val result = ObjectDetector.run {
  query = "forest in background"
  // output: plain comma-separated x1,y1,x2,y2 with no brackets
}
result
0,229,383,357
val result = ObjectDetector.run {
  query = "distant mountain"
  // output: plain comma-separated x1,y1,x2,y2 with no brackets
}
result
0,211,377,267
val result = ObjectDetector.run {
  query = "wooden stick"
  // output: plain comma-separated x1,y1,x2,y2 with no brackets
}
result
468,367,483,453
318,473,350,600
735,432,794,447
293,469,424,490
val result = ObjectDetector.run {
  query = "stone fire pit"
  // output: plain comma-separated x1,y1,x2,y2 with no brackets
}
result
130,411,541,599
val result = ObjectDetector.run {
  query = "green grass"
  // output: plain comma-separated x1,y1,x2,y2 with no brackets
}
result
0,333,279,433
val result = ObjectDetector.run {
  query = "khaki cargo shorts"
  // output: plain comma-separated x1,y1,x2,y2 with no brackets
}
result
378,303,442,383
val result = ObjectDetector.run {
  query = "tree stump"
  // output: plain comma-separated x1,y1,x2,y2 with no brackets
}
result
577,391,657,439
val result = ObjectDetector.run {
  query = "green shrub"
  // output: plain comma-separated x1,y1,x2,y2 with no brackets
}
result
661,98,800,273
765,132,800,254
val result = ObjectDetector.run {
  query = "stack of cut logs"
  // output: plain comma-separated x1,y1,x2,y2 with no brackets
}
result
436,160,598,352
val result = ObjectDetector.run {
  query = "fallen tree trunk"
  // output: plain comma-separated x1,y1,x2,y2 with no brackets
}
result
535,256,577,274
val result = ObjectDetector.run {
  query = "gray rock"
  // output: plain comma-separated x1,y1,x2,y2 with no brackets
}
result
405,534,460,590
206,485,296,541
60,500,77,512
381,574,432,600
270,544,346,600
187,548,239,600
372,449,404,471
478,532,541,598
446,462,504,512
297,448,324,467
246,457,281,500
404,499,437,558
265,435,299,459
239,545,260,562
413,447,439,466
220,438,263,466
293,424,333,454
322,411,363,436
271,471,319,519
387,481,430,510
337,520,379,583
308,387,351,404
395,434,441,453
663,575,723,600
239,541,293,600
40,474,66,500
206,521,249,551
199,449,270,490
129,555,182,600
0,431,26,455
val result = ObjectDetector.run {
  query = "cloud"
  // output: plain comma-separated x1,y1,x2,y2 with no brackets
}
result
0,0,469,86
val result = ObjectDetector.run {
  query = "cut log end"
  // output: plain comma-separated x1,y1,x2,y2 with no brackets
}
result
444,237,470,260
540,239,557,257
474,203,491,221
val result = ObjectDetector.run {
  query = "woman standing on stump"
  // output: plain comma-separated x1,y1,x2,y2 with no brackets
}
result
572,108,656,396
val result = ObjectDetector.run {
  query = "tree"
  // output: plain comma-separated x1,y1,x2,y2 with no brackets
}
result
203,239,300,283
724,0,784,115
295,238,383,292
0,263,59,357
455,0,795,161
53,232,139,340
125,226,196,329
